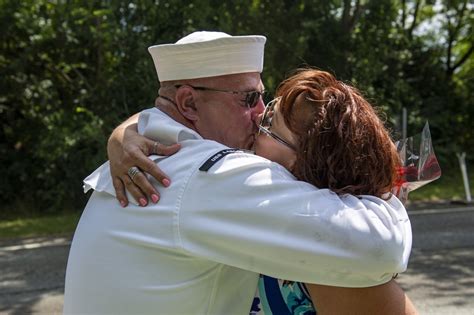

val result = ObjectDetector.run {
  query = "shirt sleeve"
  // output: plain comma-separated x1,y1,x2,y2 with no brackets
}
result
177,151,412,288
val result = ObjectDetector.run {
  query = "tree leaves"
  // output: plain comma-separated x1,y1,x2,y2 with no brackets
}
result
0,0,471,214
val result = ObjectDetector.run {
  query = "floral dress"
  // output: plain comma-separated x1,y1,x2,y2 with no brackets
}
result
250,275,317,315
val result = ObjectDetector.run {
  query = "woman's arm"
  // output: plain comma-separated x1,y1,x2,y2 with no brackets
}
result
306,279,418,315
107,113,180,207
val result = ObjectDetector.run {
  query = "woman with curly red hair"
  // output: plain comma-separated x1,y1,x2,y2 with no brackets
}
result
252,68,416,314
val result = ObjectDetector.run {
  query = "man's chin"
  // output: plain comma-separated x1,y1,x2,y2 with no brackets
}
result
244,136,256,151
234,133,256,150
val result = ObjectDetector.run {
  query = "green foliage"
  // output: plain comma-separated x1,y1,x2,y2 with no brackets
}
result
0,211,82,239
409,167,474,202
0,0,472,216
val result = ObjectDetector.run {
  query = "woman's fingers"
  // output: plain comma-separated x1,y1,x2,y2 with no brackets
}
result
153,142,181,156
107,123,182,207
122,173,149,206
112,176,128,207
118,141,182,206
129,166,161,204
145,141,181,187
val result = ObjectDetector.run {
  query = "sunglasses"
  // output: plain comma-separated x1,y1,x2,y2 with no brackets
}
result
258,98,297,151
175,84,265,109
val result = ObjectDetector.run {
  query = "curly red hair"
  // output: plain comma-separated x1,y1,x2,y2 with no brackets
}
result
276,69,400,198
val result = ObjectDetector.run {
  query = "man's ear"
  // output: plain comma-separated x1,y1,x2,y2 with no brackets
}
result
175,86,199,122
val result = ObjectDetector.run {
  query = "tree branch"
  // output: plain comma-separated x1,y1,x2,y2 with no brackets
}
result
349,0,362,32
407,0,421,39
448,44,474,76
341,0,362,33
446,11,453,71
342,0,352,31
446,0,469,76
401,0,407,30
451,0,468,44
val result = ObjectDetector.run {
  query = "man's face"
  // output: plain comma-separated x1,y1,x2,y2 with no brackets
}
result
192,72,265,149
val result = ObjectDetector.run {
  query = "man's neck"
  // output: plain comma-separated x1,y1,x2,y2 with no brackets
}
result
154,98,196,131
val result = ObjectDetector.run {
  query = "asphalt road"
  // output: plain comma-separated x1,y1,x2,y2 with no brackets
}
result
396,207,474,315
0,238,69,315
1,206,473,315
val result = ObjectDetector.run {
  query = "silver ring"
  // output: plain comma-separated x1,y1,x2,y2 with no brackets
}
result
127,166,141,181
152,141,159,155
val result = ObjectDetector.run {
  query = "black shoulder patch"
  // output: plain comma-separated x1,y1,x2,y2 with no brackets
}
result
199,149,243,172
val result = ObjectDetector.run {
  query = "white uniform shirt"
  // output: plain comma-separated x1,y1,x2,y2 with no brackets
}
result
64,108,412,315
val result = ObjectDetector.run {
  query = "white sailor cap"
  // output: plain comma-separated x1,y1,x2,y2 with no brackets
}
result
148,31,266,82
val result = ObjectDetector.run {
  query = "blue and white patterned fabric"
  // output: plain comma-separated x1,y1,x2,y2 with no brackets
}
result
250,275,317,315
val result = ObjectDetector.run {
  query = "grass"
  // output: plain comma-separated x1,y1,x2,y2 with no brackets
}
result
0,211,82,240
408,167,473,202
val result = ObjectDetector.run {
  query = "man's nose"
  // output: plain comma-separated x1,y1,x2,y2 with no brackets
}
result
250,98,265,121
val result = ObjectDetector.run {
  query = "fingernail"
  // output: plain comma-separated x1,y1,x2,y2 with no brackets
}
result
120,200,127,208
162,178,171,187
151,194,160,203
139,198,147,206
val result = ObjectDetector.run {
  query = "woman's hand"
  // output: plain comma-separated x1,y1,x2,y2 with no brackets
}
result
107,113,181,207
